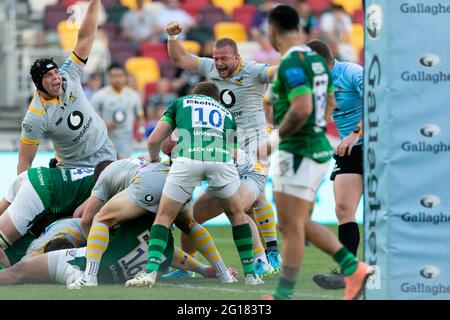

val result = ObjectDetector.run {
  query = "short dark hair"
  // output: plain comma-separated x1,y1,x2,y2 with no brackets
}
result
43,237,76,253
192,81,220,101
108,62,125,73
306,39,334,65
268,5,300,34
214,38,238,54
94,160,114,184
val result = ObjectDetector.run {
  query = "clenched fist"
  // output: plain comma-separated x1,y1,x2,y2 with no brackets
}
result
166,21,183,36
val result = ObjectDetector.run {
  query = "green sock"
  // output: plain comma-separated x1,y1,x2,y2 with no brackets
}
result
232,223,254,276
333,247,358,276
146,224,169,273
274,277,296,300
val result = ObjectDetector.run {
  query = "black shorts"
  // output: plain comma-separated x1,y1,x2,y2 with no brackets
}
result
330,144,363,181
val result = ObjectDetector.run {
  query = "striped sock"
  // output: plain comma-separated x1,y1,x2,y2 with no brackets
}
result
146,224,169,273
172,246,209,276
252,199,278,250
232,223,255,276
254,244,269,264
85,222,109,282
333,247,358,276
274,277,296,300
190,224,228,274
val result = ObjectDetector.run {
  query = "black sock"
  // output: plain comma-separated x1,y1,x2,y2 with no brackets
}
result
266,241,278,252
338,222,360,257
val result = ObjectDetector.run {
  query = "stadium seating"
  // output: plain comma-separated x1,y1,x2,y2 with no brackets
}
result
138,41,168,64
353,8,364,24
232,4,256,33
57,20,78,52
159,60,178,80
101,23,119,42
214,22,247,42
180,0,210,18
197,5,227,29
144,82,158,101
109,39,136,64
106,3,129,25
350,23,364,54
181,40,202,55
44,4,69,29
333,0,362,16
125,57,160,90
212,0,244,15
306,0,332,15
120,0,151,10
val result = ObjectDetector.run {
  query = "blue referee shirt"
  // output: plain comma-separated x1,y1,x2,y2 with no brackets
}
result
331,60,363,145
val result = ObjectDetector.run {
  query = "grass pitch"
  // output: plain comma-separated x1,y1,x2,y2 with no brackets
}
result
0,225,361,300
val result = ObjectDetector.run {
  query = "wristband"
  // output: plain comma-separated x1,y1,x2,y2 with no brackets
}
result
167,34,178,41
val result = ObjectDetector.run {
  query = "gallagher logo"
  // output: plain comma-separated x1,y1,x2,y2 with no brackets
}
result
366,4,383,40
419,195,441,208
420,265,440,279
419,53,441,67
420,124,441,138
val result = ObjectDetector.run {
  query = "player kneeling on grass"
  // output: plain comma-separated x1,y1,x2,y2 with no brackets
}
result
125,81,262,288
69,157,236,288
0,216,219,285
0,162,110,260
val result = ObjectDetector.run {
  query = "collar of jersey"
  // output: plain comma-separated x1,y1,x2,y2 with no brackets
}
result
281,45,311,60
223,58,243,79
38,92,61,106
109,85,127,95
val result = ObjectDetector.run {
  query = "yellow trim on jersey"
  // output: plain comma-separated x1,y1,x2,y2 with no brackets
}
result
70,53,83,65
28,106,45,115
227,58,243,79
253,162,264,174
267,66,273,77
20,136,39,145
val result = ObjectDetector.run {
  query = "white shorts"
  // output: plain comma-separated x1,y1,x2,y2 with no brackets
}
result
272,150,331,202
164,161,240,203
7,180,45,236
4,171,28,203
48,247,85,284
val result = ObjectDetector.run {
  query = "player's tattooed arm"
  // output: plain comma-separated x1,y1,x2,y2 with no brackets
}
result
278,94,312,138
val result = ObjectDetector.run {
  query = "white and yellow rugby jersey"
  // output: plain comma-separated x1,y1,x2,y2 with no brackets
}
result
91,157,148,202
20,53,110,167
198,58,272,134
235,149,265,177
91,86,143,141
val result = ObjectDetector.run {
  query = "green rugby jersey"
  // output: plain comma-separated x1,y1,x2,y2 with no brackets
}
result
161,94,238,163
70,215,173,284
27,167,94,215
272,46,334,163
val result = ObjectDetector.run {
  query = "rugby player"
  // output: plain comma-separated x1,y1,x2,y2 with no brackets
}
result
91,62,145,159
125,82,263,288
18,0,116,174
165,22,281,268
260,5,373,300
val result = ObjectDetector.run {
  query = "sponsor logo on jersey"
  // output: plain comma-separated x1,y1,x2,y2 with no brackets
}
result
144,194,154,203
68,91,77,104
22,122,32,133
220,89,236,108
366,4,383,40
234,76,244,86
113,109,127,124
67,111,84,130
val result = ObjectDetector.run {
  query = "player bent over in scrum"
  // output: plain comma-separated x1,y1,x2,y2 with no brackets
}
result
69,156,236,288
0,163,109,258
125,82,262,288
0,216,219,285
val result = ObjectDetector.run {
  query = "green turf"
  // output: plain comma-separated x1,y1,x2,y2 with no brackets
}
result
0,225,362,300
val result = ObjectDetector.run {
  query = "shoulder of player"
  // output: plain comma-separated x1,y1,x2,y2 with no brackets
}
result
26,93,50,116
